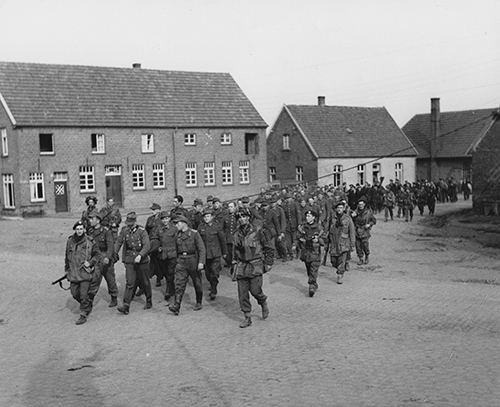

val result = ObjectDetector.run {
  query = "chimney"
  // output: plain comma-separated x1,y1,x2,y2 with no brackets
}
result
429,97,440,181
317,96,326,106
132,63,141,69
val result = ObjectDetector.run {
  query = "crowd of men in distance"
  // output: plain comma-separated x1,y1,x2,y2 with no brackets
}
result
63,177,466,327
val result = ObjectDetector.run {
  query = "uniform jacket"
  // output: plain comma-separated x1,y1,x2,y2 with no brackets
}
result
188,209,204,230
114,225,151,264
197,221,227,259
383,190,396,207
150,222,177,260
81,206,96,230
99,205,122,228
233,223,273,279
170,206,189,220
65,234,100,283
352,208,376,239
263,207,280,237
87,225,114,261
176,228,206,265
297,221,324,263
328,213,356,256
212,207,226,225
145,214,162,236
282,200,301,231
223,212,238,244
275,205,287,235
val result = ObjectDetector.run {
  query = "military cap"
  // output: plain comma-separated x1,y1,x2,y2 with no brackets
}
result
73,220,85,230
212,197,221,203
193,198,203,206
304,209,318,218
202,207,213,216
125,212,137,224
85,196,97,205
358,196,367,203
173,215,189,225
236,208,251,219
159,211,171,219
260,200,270,206
241,196,250,204
206,195,214,203
88,210,102,220
150,203,161,210
334,201,345,208
281,193,291,200
268,196,278,204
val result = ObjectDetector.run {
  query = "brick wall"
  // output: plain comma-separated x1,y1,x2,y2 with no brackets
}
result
267,109,317,185
416,157,470,182
0,104,21,212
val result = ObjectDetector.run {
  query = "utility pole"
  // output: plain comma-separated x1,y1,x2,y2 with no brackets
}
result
429,98,440,182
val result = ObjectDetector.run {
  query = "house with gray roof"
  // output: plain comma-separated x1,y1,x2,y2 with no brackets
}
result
0,61,267,215
267,97,417,188
402,99,496,183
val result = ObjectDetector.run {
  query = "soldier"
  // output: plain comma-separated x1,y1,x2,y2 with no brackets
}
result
197,208,227,300
297,210,324,297
222,201,239,274
87,211,118,307
282,193,301,260
168,215,206,315
150,211,178,304
233,208,273,328
115,212,152,315
64,220,101,325
170,195,188,219
81,196,98,230
273,197,288,261
402,185,415,222
145,203,163,287
188,198,204,230
383,187,396,222
328,202,356,284
99,197,122,240
211,197,226,225
352,196,377,265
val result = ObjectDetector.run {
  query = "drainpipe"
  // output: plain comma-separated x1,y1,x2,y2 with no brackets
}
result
429,98,440,181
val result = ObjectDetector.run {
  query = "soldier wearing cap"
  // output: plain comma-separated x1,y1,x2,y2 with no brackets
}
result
211,197,225,225
168,215,206,315
146,203,163,287
232,208,272,328
351,196,376,265
222,201,238,274
87,210,119,306
197,207,227,300
99,197,122,240
150,211,178,303
114,212,152,314
188,198,204,230
170,195,188,219
327,201,355,284
297,209,324,297
81,196,98,230
64,220,101,325
282,193,302,260
261,198,281,256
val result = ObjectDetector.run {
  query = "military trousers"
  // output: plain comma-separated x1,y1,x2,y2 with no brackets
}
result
355,237,370,259
237,275,267,314
174,256,203,306
124,263,152,306
158,257,177,299
70,278,100,316
330,252,349,275
99,262,118,298
205,257,221,295
304,260,320,289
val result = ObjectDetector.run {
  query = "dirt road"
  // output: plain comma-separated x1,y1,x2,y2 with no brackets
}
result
0,201,499,406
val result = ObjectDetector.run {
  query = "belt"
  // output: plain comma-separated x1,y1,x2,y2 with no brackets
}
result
178,252,196,256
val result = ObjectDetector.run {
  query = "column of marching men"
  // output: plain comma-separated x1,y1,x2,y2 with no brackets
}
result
65,178,467,327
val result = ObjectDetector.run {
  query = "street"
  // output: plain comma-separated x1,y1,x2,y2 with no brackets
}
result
0,201,499,407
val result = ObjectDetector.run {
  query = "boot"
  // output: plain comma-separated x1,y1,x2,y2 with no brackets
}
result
261,301,269,319
239,314,252,328
135,288,144,297
117,304,129,315
308,285,316,297
108,296,118,308
364,255,369,264
336,274,344,284
193,303,203,311
168,296,181,315
144,301,152,310
75,315,87,325
357,257,364,265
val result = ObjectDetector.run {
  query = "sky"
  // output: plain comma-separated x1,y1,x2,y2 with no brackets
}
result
1,0,499,128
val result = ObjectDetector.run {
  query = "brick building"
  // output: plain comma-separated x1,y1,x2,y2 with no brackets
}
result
470,109,500,215
267,97,417,188
0,62,267,215
403,99,496,183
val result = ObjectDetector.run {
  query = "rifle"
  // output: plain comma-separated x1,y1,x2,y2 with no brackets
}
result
51,275,70,290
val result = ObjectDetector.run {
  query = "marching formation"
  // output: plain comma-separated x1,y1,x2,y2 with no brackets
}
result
64,178,463,328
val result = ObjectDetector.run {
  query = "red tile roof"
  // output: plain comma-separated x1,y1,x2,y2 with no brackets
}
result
403,108,496,158
284,105,416,158
0,61,267,128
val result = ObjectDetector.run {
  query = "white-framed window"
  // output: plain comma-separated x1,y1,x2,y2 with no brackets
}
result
295,166,304,182
185,162,197,186
222,161,233,185
132,164,145,190
1,128,7,156
220,132,232,145
283,134,290,150
79,166,95,192
357,164,365,185
105,165,121,176
372,163,381,183
29,172,45,202
54,172,68,181
184,133,196,145
2,174,15,208
141,134,154,153
152,163,165,189
91,133,105,154
239,160,250,184
333,165,343,187
269,167,277,182
204,162,215,186
39,133,54,155
395,162,404,182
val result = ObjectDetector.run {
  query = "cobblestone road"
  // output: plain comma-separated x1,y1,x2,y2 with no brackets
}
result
0,201,499,406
